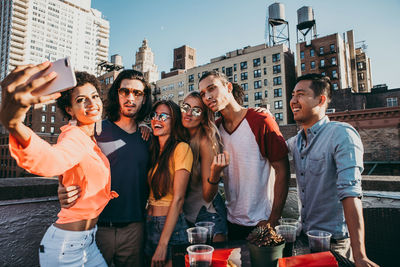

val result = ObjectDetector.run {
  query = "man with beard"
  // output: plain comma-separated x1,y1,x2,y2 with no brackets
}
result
59,70,152,266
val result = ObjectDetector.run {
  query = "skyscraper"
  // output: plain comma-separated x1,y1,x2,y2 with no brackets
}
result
0,0,109,81
133,39,158,83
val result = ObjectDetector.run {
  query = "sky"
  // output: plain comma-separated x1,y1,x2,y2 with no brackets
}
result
91,0,400,89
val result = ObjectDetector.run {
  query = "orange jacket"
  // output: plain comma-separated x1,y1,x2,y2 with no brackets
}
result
9,125,118,223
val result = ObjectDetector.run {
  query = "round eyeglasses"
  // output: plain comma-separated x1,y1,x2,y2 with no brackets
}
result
180,103,203,117
150,112,171,122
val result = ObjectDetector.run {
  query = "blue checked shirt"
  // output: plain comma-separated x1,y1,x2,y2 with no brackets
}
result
287,116,363,239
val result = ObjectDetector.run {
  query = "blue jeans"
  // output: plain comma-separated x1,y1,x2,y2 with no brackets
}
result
39,224,107,267
144,213,188,260
195,193,228,236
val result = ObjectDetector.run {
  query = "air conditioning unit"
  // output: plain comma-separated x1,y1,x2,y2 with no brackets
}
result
326,108,336,114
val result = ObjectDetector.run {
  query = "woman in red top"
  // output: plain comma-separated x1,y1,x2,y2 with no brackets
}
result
0,62,116,266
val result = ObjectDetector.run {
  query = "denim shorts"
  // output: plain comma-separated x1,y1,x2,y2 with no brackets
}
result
144,213,188,259
195,193,228,236
39,224,107,267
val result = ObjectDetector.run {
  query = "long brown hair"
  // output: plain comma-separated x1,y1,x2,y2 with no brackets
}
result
184,91,223,182
148,100,190,200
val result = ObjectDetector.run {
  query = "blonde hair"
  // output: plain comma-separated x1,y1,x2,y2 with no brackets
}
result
183,91,223,182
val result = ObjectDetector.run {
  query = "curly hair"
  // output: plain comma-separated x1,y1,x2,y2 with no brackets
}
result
199,70,244,105
105,69,152,122
56,71,100,120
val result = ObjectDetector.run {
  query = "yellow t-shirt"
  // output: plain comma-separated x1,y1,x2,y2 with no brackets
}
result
149,142,193,206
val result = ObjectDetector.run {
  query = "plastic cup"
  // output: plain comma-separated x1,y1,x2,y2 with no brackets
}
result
195,222,215,244
306,230,332,253
275,225,297,257
187,244,214,267
187,227,208,244
279,218,301,236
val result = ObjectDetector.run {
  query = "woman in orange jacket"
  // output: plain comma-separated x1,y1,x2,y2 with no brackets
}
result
0,62,116,266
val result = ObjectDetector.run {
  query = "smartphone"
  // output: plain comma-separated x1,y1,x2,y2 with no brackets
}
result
31,57,77,96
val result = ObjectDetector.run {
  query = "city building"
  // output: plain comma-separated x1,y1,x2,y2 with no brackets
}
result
155,43,296,125
0,0,109,82
296,30,373,92
133,39,158,83
161,45,196,79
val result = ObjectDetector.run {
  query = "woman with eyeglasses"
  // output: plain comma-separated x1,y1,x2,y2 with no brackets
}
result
145,100,193,267
0,63,117,266
180,91,229,243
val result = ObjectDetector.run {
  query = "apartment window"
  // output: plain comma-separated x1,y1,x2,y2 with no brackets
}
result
188,84,194,92
254,80,262,89
321,72,326,76
50,126,55,134
42,105,47,111
273,76,282,86
254,92,262,100
234,74,237,82
330,44,335,52
188,74,194,83
263,68,267,75
244,94,248,102
275,113,283,121
273,65,281,74
226,67,233,76
274,100,283,109
265,90,268,98
241,72,248,81
253,58,261,67
272,53,281,62
233,64,237,71
222,67,225,74
310,49,315,57
358,83,366,91
240,61,247,70
358,72,364,80
254,69,261,78
310,61,316,69
241,83,248,91
319,47,324,55
51,105,56,112
320,59,325,68
331,57,337,66
332,70,338,79
264,79,268,86
41,115,46,122
333,83,338,90
387,97,398,107
300,51,304,59
357,62,365,70
263,56,266,63
274,88,282,97
301,63,305,71
50,115,55,123
41,126,45,133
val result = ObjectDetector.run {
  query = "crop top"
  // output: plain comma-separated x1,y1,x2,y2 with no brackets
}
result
9,125,118,224
148,142,193,207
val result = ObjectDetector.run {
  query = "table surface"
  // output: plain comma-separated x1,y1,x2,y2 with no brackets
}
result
172,238,355,267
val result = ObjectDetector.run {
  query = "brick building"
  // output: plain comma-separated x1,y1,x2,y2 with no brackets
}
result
296,30,372,92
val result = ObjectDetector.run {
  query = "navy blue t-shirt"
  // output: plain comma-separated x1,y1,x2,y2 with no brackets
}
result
95,119,150,223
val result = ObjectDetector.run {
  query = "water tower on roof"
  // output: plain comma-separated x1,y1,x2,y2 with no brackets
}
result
296,6,317,43
266,3,290,48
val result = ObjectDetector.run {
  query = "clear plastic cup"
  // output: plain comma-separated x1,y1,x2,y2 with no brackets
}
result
275,225,297,257
279,218,301,236
187,244,214,267
306,230,332,253
187,227,208,244
195,222,215,244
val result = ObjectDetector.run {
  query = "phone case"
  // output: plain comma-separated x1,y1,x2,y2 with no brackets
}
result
31,57,77,96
